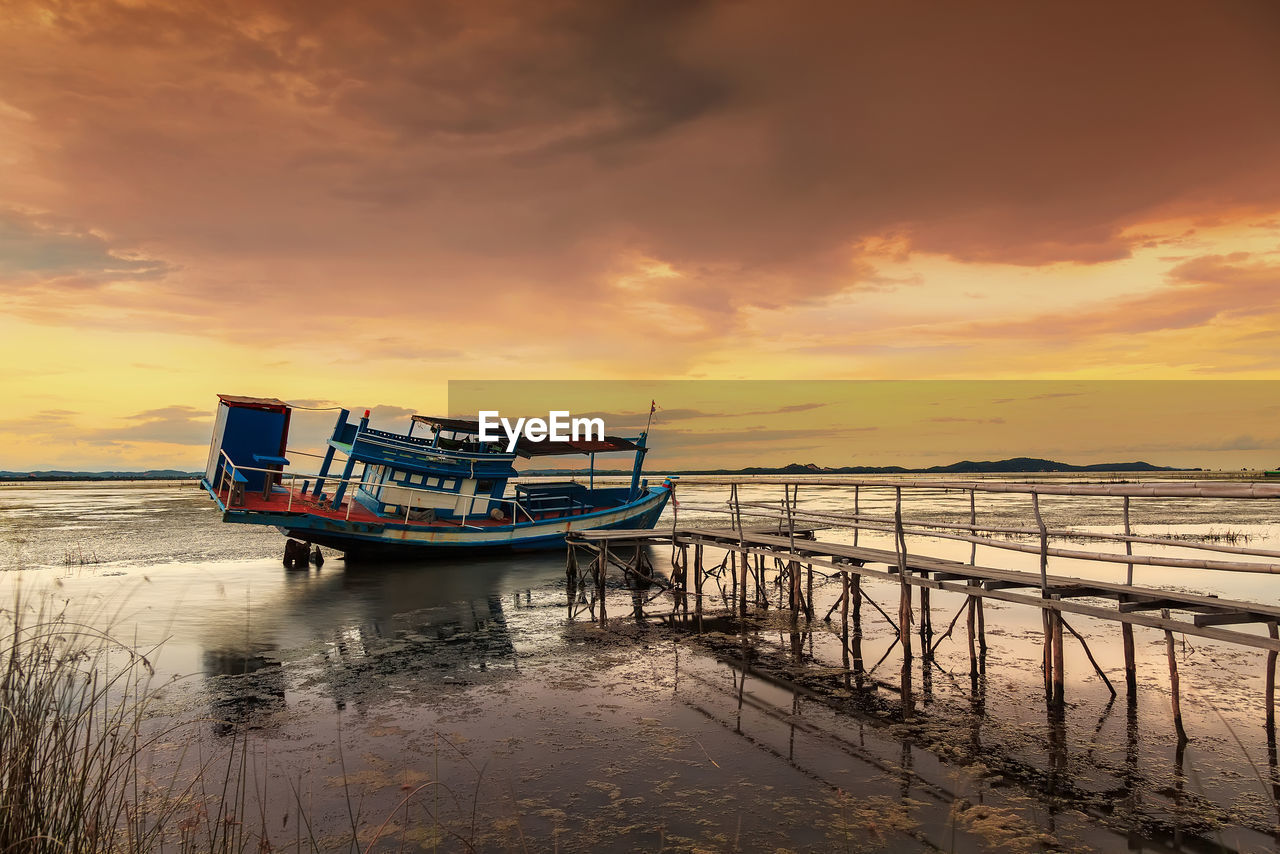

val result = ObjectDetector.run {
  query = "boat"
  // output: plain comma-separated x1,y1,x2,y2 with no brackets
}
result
198,395,672,559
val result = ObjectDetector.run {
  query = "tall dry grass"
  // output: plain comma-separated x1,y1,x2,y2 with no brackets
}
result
0,586,174,851
1,585,522,853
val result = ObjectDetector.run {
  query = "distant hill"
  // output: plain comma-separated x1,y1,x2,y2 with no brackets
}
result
672,457,1189,475
0,470,201,482
520,458,1193,476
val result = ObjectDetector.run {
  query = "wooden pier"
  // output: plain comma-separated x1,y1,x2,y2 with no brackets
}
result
565,478,1280,744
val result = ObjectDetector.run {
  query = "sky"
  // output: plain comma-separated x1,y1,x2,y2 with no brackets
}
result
1,0,1279,471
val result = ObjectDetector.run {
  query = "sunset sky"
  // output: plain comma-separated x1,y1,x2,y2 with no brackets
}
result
2,0,1279,471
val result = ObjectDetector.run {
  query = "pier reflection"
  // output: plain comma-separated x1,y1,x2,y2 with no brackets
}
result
676,619,1266,854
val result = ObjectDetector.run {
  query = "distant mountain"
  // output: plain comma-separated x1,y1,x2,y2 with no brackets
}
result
0,470,201,481
689,458,1188,475
518,458,1192,476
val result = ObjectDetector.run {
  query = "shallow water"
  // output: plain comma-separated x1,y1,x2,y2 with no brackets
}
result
3,479,1280,852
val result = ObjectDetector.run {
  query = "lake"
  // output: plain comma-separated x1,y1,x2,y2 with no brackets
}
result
3,478,1279,852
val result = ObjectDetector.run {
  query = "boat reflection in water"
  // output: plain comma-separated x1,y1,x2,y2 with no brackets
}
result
197,553,564,732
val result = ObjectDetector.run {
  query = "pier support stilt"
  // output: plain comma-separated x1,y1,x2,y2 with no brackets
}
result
806,563,814,622
894,488,913,664
976,595,987,655
789,561,803,616
1267,622,1278,731
1051,600,1065,709
598,542,609,624
694,543,704,631
840,571,851,686
740,550,749,617
967,586,978,680
730,551,738,609
840,570,850,633
851,572,862,628
1163,609,1188,744
1060,615,1116,698
566,547,578,615
920,584,932,652
1122,620,1138,697
1042,610,1054,701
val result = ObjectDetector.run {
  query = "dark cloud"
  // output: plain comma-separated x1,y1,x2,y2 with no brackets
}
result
3,0,1280,364
0,208,168,282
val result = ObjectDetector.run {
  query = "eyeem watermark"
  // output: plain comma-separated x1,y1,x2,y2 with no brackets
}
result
478,411,605,453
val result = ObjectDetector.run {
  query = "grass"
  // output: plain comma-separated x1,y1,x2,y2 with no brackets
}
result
63,545,102,567
1153,528,1253,544
0,586,170,852
0,585,524,853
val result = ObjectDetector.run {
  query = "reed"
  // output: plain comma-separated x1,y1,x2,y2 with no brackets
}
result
0,587,168,852
62,545,102,566
1,586,523,853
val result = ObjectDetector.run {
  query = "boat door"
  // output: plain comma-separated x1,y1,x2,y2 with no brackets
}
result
453,479,478,517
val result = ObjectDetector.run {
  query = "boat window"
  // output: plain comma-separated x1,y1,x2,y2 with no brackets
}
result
410,473,424,485
477,480,493,493
427,477,440,488
442,479,456,490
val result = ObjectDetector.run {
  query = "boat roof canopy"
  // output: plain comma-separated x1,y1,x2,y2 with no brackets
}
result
411,415,643,457
217,394,290,412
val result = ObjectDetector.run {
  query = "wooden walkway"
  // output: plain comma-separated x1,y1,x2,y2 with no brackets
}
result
565,477,1280,745
573,527,1280,652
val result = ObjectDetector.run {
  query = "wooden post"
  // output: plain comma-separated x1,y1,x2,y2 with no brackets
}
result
789,560,802,615
1060,615,1116,698
969,488,977,565
840,570,850,634
966,584,978,680
598,542,609,624
1052,598,1065,708
1268,622,1278,731
920,583,932,650
1122,618,1137,697
1033,492,1052,697
694,543,704,627
1042,609,1054,700
1032,491,1048,594
852,572,862,627
853,485,860,548
566,546,578,617
730,549,738,607
1163,609,1188,744
806,562,814,622
683,545,691,618
1124,495,1134,586
969,489,986,652
895,487,912,662
851,572,864,684
740,548,749,617
976,593,987,655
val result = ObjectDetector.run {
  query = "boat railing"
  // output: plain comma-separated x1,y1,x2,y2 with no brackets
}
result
350,431,513,463
217,450,535,527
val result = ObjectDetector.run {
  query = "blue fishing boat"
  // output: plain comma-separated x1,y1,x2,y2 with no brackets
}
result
198,395,672,560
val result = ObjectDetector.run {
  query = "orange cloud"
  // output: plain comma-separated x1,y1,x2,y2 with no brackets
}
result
3,1,1280,467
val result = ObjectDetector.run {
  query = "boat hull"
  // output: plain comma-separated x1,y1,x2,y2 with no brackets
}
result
204,482,671,560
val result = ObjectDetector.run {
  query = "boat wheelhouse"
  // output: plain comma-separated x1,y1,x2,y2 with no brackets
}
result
199,395,672,559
